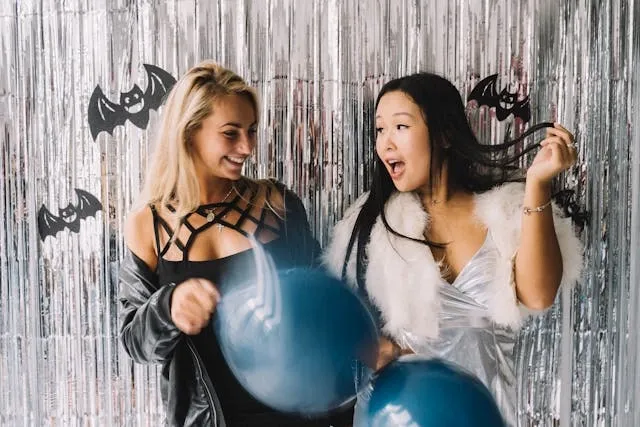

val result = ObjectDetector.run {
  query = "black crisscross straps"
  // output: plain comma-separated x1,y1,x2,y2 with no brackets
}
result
149,181,283,262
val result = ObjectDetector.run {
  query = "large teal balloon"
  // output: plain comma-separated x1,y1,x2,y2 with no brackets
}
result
213,267,379,416
366,358,506,427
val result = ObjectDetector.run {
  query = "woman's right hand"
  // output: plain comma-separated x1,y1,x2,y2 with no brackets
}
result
376,337,400,371
170,278,220,335
375,337,415,371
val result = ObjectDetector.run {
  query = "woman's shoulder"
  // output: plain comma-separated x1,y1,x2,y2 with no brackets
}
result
474,182,526,225
254,177,295,197
253,178,306,217
476,182,526,203
252,178,320,262
124,204,158,271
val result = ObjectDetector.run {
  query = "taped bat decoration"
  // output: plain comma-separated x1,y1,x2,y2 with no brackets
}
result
88,64,176,140
38,188,102,241
467,74,531,123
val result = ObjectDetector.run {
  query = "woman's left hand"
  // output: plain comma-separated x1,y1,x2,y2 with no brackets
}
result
526,123,578,185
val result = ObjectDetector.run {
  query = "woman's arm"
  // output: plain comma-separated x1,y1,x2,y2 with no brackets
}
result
515,124,578,309
118,206,182,363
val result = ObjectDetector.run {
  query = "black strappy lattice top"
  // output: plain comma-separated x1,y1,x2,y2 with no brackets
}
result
150,180,350,426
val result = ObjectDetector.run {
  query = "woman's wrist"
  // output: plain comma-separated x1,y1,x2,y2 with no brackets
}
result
525,173,552,193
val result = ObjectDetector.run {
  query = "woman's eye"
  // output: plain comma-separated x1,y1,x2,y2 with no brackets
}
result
375,127,384,134
396,124,408,130
223,131,238,138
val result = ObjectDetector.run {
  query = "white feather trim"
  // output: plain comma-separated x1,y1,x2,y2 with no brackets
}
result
323,183,584,337
321,193,368,286
475,183,584,328
365,192,441,340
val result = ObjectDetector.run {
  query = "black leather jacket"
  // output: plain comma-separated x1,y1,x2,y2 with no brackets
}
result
118,187,351,426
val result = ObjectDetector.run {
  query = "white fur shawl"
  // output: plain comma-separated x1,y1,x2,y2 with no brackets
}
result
322,183,583,342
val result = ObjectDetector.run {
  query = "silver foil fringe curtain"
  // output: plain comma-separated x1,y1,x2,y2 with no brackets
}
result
1,0,639,426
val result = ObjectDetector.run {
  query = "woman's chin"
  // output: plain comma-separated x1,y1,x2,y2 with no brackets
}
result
221,168,243,180
392,180,414,193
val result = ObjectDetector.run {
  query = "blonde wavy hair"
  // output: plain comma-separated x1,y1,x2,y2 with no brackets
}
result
138,60,261,221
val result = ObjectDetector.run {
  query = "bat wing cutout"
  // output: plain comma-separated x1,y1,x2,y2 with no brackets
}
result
468,74,531,123
37,188,103,241
88,64,177,140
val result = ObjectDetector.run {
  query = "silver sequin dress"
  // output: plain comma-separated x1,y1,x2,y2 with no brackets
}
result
354,232,517,426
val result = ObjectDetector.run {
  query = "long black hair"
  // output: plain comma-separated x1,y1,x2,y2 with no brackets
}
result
342,72,584,286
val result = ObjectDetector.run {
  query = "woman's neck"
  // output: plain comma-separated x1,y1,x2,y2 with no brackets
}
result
199,176,237,205
420,184,474,216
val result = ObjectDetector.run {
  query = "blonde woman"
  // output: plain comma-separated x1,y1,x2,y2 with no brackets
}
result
119,61,352,427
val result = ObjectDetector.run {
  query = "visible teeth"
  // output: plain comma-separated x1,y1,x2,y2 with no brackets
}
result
389,160,404,174
227,156,245,164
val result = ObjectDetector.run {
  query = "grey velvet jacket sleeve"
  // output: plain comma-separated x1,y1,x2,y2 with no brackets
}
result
118,251,182,364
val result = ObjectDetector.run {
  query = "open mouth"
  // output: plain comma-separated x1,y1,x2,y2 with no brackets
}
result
387,159,406,178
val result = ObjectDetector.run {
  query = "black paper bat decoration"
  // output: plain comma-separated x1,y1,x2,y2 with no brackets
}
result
553,189,589,231
467,74,531,123
88,64,176,140
38,188,102,241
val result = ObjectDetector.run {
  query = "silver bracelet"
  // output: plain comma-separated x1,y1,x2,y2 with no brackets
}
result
523,199,552,215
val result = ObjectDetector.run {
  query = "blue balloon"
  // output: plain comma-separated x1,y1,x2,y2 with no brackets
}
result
365,357,506,427
213,266,379,416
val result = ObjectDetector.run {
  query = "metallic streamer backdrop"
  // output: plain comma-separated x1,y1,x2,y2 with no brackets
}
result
0,0,638,425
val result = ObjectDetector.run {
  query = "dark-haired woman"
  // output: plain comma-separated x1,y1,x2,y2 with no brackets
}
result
322,73,584,425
